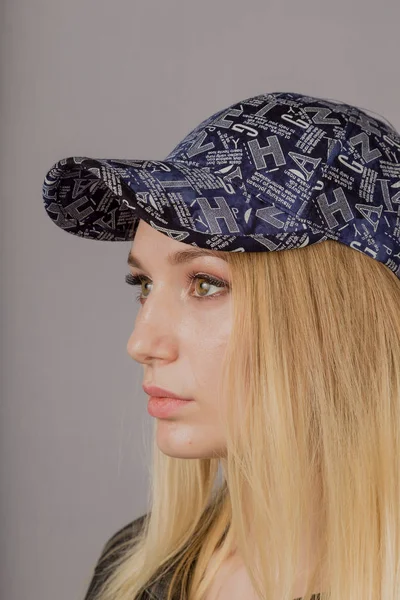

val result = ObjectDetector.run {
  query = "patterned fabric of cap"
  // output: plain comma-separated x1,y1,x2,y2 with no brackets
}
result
42,91,400,279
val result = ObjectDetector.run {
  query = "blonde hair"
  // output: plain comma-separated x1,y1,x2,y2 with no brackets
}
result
92,240,400,600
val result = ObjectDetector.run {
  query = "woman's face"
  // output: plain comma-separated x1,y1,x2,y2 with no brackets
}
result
126,220,233,459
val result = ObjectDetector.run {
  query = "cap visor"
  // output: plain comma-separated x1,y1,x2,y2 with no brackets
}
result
42,156,236,242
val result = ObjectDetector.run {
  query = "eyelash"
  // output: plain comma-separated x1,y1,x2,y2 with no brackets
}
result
125,271,229,303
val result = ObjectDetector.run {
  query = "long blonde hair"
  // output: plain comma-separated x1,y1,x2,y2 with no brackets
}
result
92,239,400,600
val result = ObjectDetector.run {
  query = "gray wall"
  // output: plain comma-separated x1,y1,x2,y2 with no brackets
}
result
1,1,399,599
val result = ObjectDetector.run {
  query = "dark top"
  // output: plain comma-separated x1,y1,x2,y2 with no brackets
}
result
83,514,321,600
83,514,149,600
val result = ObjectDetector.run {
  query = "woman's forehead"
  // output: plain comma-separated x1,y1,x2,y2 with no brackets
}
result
130,220,229,267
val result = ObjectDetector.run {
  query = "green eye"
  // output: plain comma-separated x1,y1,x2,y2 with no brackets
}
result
125,272,229,302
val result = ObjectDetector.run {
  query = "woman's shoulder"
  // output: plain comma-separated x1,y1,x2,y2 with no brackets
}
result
83,513,148,600
99,513,148,563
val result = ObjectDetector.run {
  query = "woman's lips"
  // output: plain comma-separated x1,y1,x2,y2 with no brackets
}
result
143,383,193,401
147,396,194,418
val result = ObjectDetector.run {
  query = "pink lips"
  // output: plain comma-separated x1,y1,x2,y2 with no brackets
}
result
143,383,193,401
147,396,194,418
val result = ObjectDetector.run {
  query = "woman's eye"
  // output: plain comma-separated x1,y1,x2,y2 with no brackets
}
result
124,272,229,303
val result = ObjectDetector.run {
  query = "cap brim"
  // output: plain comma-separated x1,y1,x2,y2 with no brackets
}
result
42,156,241,244
42,155,329,252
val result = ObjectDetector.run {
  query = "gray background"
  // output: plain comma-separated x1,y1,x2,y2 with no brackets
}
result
1,1,399,599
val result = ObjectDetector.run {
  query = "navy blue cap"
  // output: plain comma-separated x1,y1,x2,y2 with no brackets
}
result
42,91,400,279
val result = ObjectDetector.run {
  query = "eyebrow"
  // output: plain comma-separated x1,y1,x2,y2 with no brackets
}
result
127,248,228,269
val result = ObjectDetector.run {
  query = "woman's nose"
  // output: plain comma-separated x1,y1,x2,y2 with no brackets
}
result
126,290,180,364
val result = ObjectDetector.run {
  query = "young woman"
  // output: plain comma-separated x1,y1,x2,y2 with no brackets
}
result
42,91,400,600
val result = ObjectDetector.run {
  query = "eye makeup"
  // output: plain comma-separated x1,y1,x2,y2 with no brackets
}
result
125,271,230,302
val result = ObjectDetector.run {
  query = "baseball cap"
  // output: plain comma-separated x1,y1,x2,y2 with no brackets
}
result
42,91,400,279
